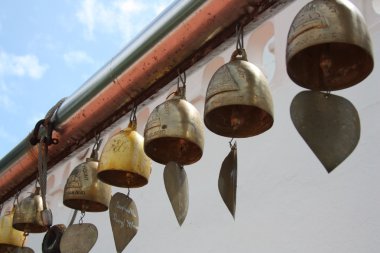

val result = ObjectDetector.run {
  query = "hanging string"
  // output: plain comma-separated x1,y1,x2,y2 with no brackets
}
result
68,209,78,227
22,232,29,247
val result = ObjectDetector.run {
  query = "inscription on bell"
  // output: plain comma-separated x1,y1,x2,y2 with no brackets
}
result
206,65,239,100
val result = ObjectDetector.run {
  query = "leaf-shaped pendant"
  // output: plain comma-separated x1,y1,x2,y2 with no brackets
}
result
109,192,139,253
218,142,237,218
290,91,360,173
60,223,98,253
164,162,189,226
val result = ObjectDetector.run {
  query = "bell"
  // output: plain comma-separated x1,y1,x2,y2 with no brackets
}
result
12,188,49,233
63,157,112,212
98,120,151,188
144,86,204,165
0,206,25,249
286,0,374,91
204,49,274,138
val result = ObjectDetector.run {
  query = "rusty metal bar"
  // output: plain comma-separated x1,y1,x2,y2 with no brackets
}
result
0,0,293,203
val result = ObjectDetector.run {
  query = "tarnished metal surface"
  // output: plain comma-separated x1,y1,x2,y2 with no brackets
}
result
287,0,373,91
98,122,151,188
0,246,34,253
164,162,189,226
60,223,98,253
109,192,139,253
12,188,49,233
218,143,237,218
290,91,360,173
204,49,274,138
144,88,204,165
0,0,294,203
0,207,25,248
63,158,111,212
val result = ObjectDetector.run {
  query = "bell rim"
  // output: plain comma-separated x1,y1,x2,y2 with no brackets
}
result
62,199,109,212
97,169,149,188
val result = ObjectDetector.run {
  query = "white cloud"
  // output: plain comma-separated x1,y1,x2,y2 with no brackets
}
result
64,50,94,65
75,0,173,42
0,50,48,79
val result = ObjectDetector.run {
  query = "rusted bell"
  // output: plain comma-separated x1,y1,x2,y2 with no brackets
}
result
63,156,112,212
144,85,204,165
98,120,151,188
286,0,374,91
0,206,26,249
204,49,274,138
13,188,49,233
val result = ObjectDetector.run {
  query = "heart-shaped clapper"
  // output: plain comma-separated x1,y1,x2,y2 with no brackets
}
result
164,162,189,226
109,192,139,253
60,223,98,253
290,91,360,173
218,142,237,218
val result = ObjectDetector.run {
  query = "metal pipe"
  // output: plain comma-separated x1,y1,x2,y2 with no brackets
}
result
0,0,292,203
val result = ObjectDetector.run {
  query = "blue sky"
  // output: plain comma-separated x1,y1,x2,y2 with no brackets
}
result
0,0,173,158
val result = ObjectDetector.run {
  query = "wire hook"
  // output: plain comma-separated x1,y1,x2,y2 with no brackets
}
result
236,23,244,51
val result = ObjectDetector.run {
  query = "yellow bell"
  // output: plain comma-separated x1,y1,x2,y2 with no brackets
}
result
12,188,49,233
63,157,111,212
98,120,151,188
144,85,204,165
286,0,374,90
0,206,26,249
204,49,274,138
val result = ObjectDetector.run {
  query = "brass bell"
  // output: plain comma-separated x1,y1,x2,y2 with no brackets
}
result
13,188,49,233
286,0,374,91
204,49,274,138
63,142,112,211
144,83,204,165
98,116,151,188
0,206,26,249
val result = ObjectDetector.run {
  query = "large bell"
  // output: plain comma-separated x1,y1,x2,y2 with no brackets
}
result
286,0,374,91
204,49,274,138
144,86,204,165
98,120,151,188
13,188,49,233
0,206,25,249
63,158,112,212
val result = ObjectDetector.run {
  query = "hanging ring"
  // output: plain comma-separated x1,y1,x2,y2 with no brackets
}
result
177,69,186,88
79,211,85,224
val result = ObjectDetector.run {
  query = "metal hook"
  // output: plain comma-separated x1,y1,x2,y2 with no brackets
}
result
177,69,186,88
127,188,130,198
79,211,85,224
13,190,21,206
129,104,138,123
229,138,236,149
236,23,244,51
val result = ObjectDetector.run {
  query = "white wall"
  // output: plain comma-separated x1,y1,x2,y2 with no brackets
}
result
2,0,380,252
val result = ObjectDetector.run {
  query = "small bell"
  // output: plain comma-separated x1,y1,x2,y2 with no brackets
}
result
0,206,26,249
286,0,374,90
98,110,151,188
63,137,112,211
12,188,49,233
204,48,274,138
144,76,204,165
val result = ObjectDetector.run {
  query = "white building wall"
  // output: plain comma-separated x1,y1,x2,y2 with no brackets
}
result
2,0,380,252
